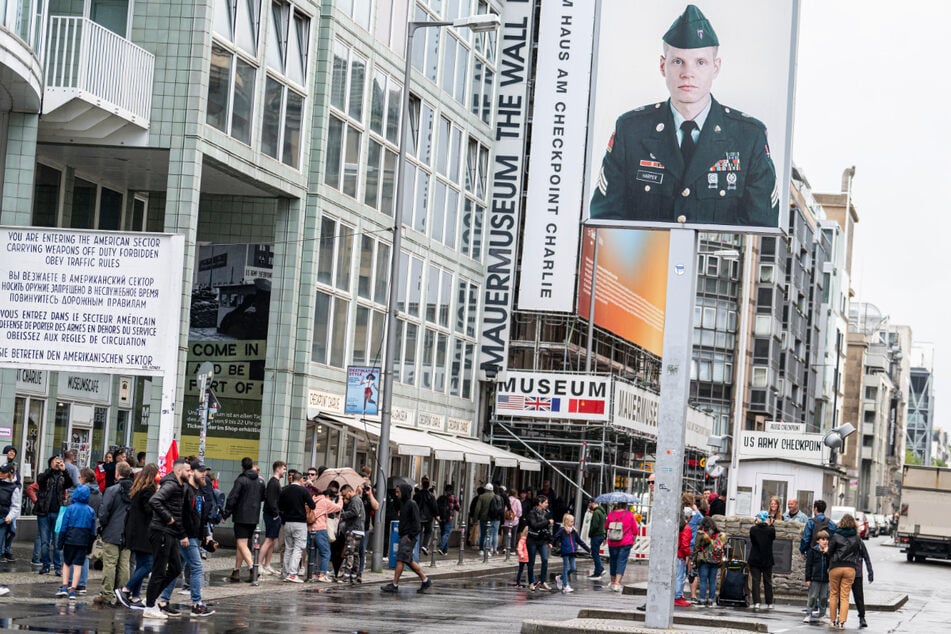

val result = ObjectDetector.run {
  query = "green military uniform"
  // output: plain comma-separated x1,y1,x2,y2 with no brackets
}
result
589,4,779,228
589,97,779,227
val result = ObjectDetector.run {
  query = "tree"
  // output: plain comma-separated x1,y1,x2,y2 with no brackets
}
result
932,457,948,468
904,448,922,466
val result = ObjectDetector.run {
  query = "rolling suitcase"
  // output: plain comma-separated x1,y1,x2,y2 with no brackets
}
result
716,536,750,607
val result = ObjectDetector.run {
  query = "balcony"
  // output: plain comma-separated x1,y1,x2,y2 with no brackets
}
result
0,0,43,112
42,16,153,135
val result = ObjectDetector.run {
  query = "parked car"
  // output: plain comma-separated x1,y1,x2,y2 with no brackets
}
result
855,511,870,540
874,513,889,537
866,512,879,537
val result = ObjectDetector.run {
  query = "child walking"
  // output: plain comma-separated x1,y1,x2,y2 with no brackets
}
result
514,527,529,588
551,513,590,593
804,530,831,624
55,485,97,601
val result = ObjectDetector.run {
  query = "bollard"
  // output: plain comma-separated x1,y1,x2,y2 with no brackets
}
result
251,528,262,586
430,524,439,568
504,526,512,562
457,520,466,566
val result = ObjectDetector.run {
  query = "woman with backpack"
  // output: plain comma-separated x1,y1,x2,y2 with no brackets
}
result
827,514,861,629
692,516,725,607
604,503,638,593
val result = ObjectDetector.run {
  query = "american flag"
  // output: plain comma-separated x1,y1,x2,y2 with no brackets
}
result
497,394,525,410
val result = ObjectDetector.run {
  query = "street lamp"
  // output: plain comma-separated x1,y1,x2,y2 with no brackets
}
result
372,12,501,573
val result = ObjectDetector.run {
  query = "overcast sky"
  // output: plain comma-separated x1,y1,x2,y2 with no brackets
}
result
794,1,948,429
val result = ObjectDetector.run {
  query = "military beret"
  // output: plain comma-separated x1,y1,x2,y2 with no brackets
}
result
663,4,719,49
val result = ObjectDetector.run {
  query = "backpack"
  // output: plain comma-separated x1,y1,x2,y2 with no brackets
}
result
809,516,830,549
706,532,725,564
489,493,505,520
607,520,624,541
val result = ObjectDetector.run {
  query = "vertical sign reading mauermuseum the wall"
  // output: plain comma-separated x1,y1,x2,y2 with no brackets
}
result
479,0,535,374
0,227,183,374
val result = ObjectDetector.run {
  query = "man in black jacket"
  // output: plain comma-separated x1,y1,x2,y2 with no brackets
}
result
34,455,66,575
95,461,132,606
223,457,264,582
144,458,191,620
413,476,438,555
278,470,314,583
155,460,216,617
260,460,286,576
338,484,365,582
381,483,430,594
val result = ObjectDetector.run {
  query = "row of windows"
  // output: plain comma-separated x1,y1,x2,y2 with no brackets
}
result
208,0,309,168
31,164,148,233
311,216,479,399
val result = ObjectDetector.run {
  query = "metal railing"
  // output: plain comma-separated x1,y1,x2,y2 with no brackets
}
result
44,15,153,123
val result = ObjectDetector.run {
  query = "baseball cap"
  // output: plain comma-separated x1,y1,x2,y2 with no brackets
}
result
663,4,719,49
189,460,209,471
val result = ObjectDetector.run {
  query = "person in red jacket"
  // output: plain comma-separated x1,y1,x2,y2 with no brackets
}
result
674,507,694,606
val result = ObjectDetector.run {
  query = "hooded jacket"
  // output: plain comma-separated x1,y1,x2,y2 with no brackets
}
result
224,468,264,525
397,483,420,538
0,477,21,522
181,481,210,540
99,477,133,546
57,484,96,551
828,527,861,570
34,466,66,516
805,542,829,582
149,472,186,538
748,521,776,568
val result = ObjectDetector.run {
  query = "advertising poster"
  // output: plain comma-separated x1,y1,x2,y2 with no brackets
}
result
345,365,380,416
576,228,669,357
181,244,272,460
584,0,798,233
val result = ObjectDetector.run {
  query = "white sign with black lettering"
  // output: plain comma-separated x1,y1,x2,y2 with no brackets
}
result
738,430,825,466
58,372,112,404
0,227,184,375
765,420,805,434
15,368,47,394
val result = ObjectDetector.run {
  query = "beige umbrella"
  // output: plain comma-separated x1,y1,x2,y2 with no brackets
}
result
313,467,365,492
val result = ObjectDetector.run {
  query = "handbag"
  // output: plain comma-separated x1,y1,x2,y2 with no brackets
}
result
326,516,338,543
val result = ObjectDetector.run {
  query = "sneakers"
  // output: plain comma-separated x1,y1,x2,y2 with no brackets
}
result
860,617,868,628
562,585,574,593
438,549,449,556
143,605,168,620
674,598,692,607
420,546,429,556
262,565,278,576
316,574,333,583
803,615,813,623
417,578,432,593
67,589,77,602
753,603,761,609
556,576,564,590
76,585,87,595
115,588,132,608
1,553,16,562
540,582,551,591
766,604,774,609
56,586,69,598
129,598,145,609
159,602,182,616
478,550,485,557
0,585,9,597
284,574,303,583
38,567,50,575
380,583,399,593
191,604,216,617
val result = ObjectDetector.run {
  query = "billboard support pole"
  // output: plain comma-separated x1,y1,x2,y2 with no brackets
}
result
577,226,600,513
645,227,698,629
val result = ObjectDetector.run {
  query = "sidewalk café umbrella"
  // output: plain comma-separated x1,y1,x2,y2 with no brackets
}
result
387,475,416,491
314,467,365,492
594,491,640,505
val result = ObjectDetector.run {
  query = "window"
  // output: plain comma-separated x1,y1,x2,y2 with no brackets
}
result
208,0,261,144
364,70,401,214
65,176,125,231
32,164,62,227
440,33,469,105
312,216,354,367
753,315,772,337
469,2,497,124
752,366,768,388
411,3,440,82
326,41,367,194
459,198,484,261
357,235,390,305
338,0,372,31
261,1,310,167
424,265,452,327
397,253,424,317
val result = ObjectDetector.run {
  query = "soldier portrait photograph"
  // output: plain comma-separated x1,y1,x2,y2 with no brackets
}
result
586,1,797,232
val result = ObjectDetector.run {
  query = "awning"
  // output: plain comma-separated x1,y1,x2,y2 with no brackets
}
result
315,413,539,469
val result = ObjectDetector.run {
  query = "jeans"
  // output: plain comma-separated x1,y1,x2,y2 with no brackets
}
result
527,542,549,585
698,562,718,602
675,557,687,599
478,520,490,550
608,544,632,577
561,555,576,586
2,518,14,555
438,519,453,552
313,529,331,575
489,520,500,552
282,522,307,577
35,514,62,571
127,551,153,597
79,556,89,587
590,535,605,576
160,538,202,605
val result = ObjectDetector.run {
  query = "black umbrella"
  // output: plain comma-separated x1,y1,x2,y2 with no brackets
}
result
387,475,416,490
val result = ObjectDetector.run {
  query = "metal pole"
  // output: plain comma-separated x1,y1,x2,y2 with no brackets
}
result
726,235,753,516
574,441,587,520
644,228,698,629
250,528,262,586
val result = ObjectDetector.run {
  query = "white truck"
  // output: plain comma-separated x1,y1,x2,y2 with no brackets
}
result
897,465,951,562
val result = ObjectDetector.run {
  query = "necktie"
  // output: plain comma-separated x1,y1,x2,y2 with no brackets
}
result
680,120,698,166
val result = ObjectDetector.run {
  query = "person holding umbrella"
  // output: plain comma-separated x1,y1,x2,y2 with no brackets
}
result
605,500,638,592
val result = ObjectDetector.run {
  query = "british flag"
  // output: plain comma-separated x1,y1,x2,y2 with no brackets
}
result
524,397,560,412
